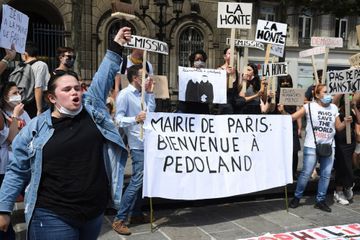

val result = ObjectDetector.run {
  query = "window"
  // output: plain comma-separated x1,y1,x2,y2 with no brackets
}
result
107,20,135,57
298,15,312,39
178,27,204,67
335,18,347,39
259,6,275,21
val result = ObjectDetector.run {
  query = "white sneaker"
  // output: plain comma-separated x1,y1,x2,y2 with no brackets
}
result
334,191,349,205
344,183,355,201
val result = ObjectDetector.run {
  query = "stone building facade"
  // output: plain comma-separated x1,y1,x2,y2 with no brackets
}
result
2,0,360,94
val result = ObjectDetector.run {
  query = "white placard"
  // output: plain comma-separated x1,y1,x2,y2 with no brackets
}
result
299,46,327,58
0,5,29,53
262,62,288,77
349,53,360,67
270,44,285,57
217,2,253,29
125,35,168,55
226,38,265,50
255,19,287,46
327,68,360,94
310,37,343,48
178,67,227,104
279,88,306,106
143,113,293,200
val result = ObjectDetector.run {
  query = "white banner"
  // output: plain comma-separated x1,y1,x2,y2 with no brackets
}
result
327,68,360,94
226,38,265,50
0,5,29,53
299,46,326,58
178,67,227,104
125,35,168,55
217,2,253,29
143,113,293,200
311,37,343,48
255,19,287,46
262,62,288,77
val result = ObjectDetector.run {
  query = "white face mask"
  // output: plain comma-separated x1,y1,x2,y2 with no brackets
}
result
55,103,83,118
193,60,206,68
7,95,22,107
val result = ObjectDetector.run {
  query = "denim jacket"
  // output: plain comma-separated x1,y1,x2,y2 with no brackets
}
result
0,50,128,225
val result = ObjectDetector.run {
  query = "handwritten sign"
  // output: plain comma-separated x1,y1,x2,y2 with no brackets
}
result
262,62,288,77
0,5,29,53
125,35,168,55
327,68,360,94
299,46,326,58
217,2,253,29
270,44,284,57
311,37,343,48
255,19,287,46
178,67,227,104
279,88,306,106
349,53,360,67
226,38,264,50
239,223,360,240
143,113,293,200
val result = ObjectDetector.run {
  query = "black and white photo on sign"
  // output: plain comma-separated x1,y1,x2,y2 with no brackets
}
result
0,5,29,53
178,67,227,104
327,68,360,94
255,19,287,46
217,2,253,29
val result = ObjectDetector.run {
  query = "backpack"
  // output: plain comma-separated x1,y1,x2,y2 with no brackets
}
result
120,56,150,74
8,60,38,104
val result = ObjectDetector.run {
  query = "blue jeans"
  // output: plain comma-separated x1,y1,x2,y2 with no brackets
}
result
294,146,335,202
28,208,103,240
116,149,144,221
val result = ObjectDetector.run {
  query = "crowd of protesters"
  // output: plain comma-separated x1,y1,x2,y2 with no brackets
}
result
0,28,359,239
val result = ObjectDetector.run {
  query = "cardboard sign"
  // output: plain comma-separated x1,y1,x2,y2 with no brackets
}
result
125,35,168,55
349,53,360,67
356,25,360,43
120,74,169,99
311,37,343,48
178,67,227,104
279,88,306,106
143,113,293,200
226,38,265,50
299,46,326,58
262,62,288,77
239,223,360,240
270,44,284,57
0,5,29,53
327,68,360,94
255,19,287,46
217,2,253,29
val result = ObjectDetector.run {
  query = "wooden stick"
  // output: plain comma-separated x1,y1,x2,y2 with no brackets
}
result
271,56,276,104
228,28,236,89
322,47,329,83
357,25,360,44
261,44,272,95
240,47,249,94
345,94,351,144
140,50,147,139
285,185,289,212
150,197,155,232
311,55,319,84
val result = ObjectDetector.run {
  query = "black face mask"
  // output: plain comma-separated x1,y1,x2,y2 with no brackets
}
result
64,58,75,68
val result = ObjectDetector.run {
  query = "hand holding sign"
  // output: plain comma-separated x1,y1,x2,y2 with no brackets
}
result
113,27,132,46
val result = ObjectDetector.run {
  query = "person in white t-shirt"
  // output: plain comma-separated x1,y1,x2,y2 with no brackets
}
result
279,84,352,213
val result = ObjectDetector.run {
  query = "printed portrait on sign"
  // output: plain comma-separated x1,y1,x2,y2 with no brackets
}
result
185,74,214,103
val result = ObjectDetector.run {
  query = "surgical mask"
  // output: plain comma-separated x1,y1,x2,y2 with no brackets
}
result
7,95,22,107
55,103,83,118
320,94,332,105
193,60,205,68
64,58,75,68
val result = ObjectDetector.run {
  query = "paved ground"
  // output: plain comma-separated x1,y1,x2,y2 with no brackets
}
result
99,191,360,240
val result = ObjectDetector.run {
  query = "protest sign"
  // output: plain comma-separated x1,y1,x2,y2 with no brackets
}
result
310,37,343,48
178,67,227,104
299,46,326,58
255,19,287,46
217,2,252,29
262,62,288,77
226,38,265,50
349,53,360,67
239,223,360,240
125,35,168,55
279,88,306,106
327,68,360,94
143,113,293,200
270,44,284,57
0,5,29,53
120,74,169,99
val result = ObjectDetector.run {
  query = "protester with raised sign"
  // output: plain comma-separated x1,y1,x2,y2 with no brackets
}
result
0,27,131,239
233,63,263,114
113,64,155,236
284,84,352,212
332,94,360,205
177,49,211,114
0,46,16,76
